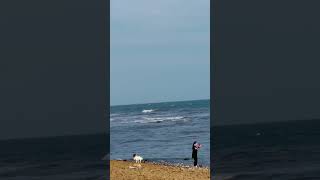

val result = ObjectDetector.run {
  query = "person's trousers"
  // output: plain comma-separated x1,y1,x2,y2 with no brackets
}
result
193,157,198,166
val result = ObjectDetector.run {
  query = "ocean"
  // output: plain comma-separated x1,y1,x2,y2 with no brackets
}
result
110,99,210,166
0,134,108,180
213,119,320,179
4,100,320,179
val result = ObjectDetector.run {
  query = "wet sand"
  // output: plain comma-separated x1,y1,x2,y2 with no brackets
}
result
110,160,210,180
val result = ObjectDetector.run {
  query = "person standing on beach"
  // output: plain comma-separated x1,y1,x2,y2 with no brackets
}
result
192,141,202,167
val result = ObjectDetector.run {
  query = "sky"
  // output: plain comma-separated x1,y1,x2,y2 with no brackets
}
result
110,0,210,106
0,1,107,140
213,0,320,125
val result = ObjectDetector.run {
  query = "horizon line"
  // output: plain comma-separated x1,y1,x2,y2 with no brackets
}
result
110,98,210,107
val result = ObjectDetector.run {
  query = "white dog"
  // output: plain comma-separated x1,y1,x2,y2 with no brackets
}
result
133,154,143,163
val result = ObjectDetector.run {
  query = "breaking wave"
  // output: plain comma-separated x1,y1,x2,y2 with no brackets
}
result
134,116,185,124
142,109,154,113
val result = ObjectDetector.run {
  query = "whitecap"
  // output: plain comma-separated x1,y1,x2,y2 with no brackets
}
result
142,109,154,113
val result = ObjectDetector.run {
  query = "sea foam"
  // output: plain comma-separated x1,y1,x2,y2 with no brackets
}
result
142,109,154,113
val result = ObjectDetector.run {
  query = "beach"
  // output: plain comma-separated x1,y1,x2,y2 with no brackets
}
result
110,160,210,180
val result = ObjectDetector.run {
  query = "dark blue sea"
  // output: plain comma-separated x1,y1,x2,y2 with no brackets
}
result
110,99,210,166
0,134,108,180
213,119,320,180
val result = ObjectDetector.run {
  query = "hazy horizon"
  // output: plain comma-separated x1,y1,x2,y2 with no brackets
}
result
111,98,209,107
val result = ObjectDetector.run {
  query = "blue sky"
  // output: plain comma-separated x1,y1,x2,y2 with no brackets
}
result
111,0,210,106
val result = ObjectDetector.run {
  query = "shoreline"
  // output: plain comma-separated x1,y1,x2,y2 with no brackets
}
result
111,158,210,168
145,161,210,169
110,160,210,180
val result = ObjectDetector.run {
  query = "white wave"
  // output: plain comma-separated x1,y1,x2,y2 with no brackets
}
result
134,116,185,124
110,113,119,117
111,115,146,125
142,109,154,113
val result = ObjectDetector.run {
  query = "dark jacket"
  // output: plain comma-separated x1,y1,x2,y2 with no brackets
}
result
192,145,198,159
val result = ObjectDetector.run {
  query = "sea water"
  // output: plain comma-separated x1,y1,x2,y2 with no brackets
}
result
110,99,210,166
0,134,108,180
213,119,320,179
